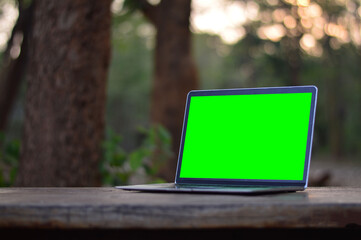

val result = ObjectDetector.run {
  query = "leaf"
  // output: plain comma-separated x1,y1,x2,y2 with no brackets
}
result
129,150,146,171
116,172,130,185
111,134,122,145
103,174,114,186
143,164,155,175
157,125,172,145
110,151,127,167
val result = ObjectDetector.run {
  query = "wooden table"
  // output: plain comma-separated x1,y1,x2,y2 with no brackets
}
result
0,187,360,239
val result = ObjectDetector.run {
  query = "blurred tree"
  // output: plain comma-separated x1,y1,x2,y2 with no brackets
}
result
192,0,361,158
134,0,199,180
252,0,361,158
107,11,153,151
16,0,111,186
254,0,361,157
0,0,32,132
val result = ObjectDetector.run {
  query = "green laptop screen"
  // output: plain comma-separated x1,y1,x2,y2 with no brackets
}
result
179,92,312,181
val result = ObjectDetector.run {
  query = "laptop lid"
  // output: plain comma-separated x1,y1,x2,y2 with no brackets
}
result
175,86,318,188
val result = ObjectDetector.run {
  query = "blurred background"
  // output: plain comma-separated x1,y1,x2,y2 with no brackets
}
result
0,0,360,187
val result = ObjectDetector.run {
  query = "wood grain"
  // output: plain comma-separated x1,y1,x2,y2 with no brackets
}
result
0,187,360,229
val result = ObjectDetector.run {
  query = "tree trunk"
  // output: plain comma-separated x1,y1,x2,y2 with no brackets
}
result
16,0,111,186
138,0,199,181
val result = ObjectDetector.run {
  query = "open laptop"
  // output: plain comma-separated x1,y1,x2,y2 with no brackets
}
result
116,85,318,194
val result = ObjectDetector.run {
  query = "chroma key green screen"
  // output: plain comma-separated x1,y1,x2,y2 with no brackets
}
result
179,92,312,181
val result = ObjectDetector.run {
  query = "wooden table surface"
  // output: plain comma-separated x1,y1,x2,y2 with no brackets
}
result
0,187,360,229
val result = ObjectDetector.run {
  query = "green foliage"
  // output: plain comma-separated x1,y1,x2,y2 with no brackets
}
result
107,10,153,150
0,123,173,187
100,125,172,186
0,132,20,187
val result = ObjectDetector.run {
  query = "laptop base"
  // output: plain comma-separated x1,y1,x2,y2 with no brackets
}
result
116,183,304,194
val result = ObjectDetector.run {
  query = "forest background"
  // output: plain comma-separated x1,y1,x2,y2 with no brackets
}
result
0,0,360,187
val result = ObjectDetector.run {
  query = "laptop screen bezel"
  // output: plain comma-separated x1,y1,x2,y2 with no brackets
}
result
174,86,318,187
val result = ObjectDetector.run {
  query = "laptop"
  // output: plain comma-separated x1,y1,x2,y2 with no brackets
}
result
116,85,318,194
